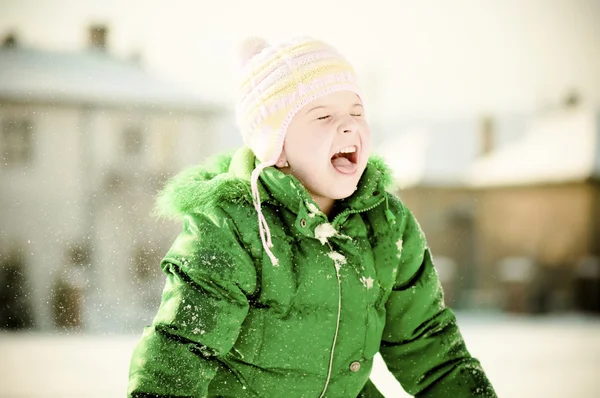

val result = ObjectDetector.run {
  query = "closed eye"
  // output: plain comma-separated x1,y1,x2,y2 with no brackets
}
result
350,113,362,117
317,115,331,120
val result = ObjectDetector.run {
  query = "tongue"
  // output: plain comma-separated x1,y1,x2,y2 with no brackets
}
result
331,156,358,174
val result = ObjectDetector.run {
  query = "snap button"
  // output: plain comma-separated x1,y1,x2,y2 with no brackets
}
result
349,361,361,372
300,219,307,228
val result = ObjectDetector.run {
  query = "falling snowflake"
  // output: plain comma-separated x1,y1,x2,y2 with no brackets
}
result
360,276,374,289
315,223,337,244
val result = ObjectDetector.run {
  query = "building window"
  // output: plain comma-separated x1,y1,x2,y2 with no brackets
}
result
123,126,144,156
68,244,91,267
0,246,34,329
2,118,34,166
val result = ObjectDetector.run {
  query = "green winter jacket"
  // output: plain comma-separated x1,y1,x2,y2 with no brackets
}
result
128,147,496,398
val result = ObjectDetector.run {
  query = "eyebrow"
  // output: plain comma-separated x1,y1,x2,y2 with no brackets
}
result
305,103,363,115
305,105,326,115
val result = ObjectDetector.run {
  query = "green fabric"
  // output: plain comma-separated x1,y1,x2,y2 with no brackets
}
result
128,146,496,397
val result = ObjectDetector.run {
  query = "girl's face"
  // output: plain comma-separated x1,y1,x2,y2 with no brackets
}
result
278,91,372,214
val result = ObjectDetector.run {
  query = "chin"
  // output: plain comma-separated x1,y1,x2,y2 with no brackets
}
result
329,185,358,200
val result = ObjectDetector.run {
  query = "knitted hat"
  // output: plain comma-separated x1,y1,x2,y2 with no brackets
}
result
236,36,362,265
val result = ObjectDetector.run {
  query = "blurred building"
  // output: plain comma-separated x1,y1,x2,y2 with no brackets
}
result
0,27,226,332
379,104,600,314
470,106,600,314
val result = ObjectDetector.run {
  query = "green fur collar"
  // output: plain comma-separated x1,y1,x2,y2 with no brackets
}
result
155,146,394,220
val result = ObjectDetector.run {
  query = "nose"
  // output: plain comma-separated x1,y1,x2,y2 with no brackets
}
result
338,115,359,134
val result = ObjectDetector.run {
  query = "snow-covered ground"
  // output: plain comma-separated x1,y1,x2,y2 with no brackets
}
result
1,312,599,398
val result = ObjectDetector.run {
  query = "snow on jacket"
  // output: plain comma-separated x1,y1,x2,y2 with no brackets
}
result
128,146,496,397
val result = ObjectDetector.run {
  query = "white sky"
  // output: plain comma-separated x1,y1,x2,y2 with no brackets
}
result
1,0,599,120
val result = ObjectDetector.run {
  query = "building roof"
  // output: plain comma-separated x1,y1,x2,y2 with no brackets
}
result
0,46,218,112
377,108,599,189
375,117,503,189
467,107,599,187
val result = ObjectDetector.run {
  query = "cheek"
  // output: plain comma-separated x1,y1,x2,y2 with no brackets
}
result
360,120,372,135
287,131,331,161
294,144,328,166
359,133,372,162
360,125,372,144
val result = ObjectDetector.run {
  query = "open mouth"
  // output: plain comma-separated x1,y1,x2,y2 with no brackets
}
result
331,145,359,174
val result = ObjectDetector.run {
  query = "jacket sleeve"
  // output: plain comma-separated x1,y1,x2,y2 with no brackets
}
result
379,202,497,397
127,210,257,398
357,378,386,397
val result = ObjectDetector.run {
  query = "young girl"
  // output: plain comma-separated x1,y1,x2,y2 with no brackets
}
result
128,36,496,397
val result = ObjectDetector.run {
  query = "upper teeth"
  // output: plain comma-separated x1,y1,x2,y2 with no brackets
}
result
337,146,356,154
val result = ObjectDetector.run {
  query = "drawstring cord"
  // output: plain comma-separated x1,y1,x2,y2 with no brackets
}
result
250,162,279,266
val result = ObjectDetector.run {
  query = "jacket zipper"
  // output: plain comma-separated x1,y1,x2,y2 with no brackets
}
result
318,196,386,397
331,197,386,228
318,252,342,398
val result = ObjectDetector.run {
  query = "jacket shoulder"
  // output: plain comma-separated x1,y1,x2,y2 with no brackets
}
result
155,171,253,220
